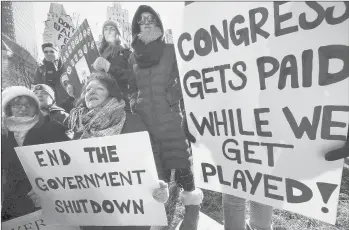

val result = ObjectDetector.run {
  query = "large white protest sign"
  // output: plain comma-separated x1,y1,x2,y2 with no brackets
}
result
172,2,349,224
1,210,80,230
15,132,167,226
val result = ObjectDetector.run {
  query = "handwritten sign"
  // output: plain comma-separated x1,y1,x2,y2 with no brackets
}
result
172,2,349,224
1,210,80,230
43,15,75,50
15,132,167,226
60,19,100,98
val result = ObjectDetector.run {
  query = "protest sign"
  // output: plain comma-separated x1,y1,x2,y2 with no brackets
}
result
14,132,167,226
60,19,100,98
43,14,75,50
172,1,349,224
1,210,80,230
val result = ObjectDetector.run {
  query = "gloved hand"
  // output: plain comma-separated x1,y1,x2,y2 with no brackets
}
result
152,180,169,203
28,189,41,208
182,114,197,144
92,57,111,72
325,130,348,161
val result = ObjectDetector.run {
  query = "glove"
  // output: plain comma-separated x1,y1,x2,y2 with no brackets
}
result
28,189,41,208
182,114,196,143
92,57,111,72
325,131,349,161
152,180,169,203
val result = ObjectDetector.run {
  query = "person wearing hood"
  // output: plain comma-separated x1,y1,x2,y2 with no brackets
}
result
34,43,68,106
33,84,69,129
128,5,203,230
92,20,133,112
69,71,169,230
1,86,69,221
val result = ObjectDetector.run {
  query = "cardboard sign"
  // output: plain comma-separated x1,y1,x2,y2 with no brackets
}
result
60,19,100,98
1,210,80,230
15,132,167,226
43,15,75,50
172,2,349,224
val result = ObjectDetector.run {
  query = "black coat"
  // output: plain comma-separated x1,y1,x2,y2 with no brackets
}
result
34,59,68,106
1,118,70,221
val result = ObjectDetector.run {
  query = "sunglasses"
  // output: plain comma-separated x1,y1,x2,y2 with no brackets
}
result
44,50,54,54
138,15,157,25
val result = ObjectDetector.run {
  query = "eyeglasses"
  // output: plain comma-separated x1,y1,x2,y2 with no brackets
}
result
44,50,54,54
138,15,157,25
10,104,35,109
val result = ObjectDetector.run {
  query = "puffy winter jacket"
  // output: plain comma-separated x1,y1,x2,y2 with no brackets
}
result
129,44,190,170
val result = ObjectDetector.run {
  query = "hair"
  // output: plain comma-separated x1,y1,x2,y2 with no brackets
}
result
75,71,123,108
99,32,129,58
4,96,39,117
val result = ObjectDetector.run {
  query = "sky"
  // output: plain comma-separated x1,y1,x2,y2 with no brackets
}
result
32,1,184,60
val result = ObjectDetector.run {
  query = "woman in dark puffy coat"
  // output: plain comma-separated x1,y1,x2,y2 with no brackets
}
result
128,5,203,230
1,86,69,222
92,20,133,112
69,71,169,230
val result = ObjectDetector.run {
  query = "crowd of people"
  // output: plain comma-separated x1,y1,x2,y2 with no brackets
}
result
2,4,348,230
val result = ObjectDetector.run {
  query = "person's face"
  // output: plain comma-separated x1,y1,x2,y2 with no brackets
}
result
43,47,56,62
85,80,109,109
139,12,157,32
61,75,75,97
34,90,53,108
104,25,118,44
9,96,37,117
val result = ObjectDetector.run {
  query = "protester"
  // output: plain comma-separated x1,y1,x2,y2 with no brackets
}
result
60,72,76,113
129,5,203,230
1,86,69,221
69,71,169,230
92,20,133,112
33,84,69,129
34,43,68,106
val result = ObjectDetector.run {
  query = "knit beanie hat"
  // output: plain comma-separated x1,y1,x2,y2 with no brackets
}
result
102,20,121,37
2,86,40,114
33,84,55,101
42,43,57,52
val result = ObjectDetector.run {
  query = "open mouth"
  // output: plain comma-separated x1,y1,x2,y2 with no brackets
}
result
88,96,99,102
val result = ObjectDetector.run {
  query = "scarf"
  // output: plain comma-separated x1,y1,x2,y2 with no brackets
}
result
101,41,128,59
69,98,126,139
132,26,165,69
3,115,39,146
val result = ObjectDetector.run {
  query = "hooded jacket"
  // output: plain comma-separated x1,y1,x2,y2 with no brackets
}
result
128,5,190,170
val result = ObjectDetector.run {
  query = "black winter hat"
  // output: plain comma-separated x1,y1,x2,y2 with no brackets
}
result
42,43,56,52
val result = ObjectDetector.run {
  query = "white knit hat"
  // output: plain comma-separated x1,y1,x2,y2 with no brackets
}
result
2,86,40,114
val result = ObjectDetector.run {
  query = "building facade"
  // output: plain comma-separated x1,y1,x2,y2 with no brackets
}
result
106,3,132,46
2,1,38,59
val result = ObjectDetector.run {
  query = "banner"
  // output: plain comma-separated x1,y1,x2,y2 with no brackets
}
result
43,14,75,50
15,132,167,226
60,19,100,98
1,210,80,230
172,2,349,224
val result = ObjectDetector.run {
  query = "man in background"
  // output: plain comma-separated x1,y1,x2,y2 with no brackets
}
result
34,43,68,106
60,72,76,113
